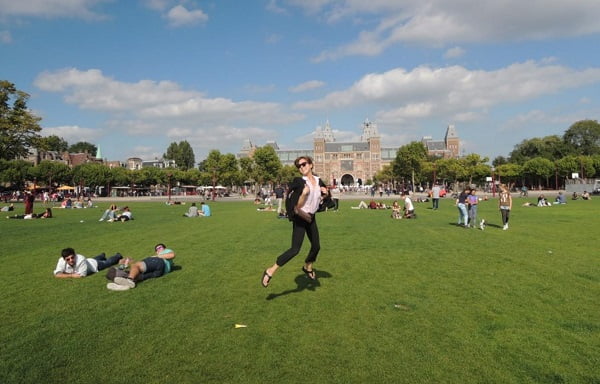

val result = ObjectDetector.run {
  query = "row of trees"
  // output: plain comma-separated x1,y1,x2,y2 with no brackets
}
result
0,146,296,194
376,120,600,190
2,79,600,192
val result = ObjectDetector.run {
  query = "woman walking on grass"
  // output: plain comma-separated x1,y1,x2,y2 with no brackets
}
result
499,184,512,230
261,156,328,287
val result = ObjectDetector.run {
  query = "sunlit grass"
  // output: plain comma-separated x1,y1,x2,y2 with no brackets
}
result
1,196,599,383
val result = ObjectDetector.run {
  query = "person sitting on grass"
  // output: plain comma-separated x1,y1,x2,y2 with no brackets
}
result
403,192,416,219
391,201,402,219
199,202,211,217
54,247,123,278
99,204,119,221
115,206,133,222
582,190,591,200
183,202,199,217
109,243,175,290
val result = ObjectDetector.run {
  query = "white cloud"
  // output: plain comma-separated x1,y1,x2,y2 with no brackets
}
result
0,0,110,20
41,125,103,143
165,5,208,27
289,80,325,93
293,60,600,125
34,68,304,154
0,30,11,43
293,0,600,60
444,46,465,59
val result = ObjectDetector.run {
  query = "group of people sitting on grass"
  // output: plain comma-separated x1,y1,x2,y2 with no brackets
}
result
351,192,416,219
98,204,134,222
571,191,592,200
183,202,211,217
53,245,176,291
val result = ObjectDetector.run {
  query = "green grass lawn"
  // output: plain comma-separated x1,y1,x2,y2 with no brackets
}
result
1,196,599,384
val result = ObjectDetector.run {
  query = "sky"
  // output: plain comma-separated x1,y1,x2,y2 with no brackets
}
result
2,0,600,164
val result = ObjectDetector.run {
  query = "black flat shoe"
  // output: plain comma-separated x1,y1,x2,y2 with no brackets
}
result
261,270,272,288
302,266,316,280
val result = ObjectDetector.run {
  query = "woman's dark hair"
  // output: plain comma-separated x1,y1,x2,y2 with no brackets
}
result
293,156,313,168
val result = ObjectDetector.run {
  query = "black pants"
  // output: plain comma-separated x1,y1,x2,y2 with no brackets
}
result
276,216,320,267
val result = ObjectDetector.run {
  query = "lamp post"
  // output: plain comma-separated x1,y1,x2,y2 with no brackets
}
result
211,168,217,201
491,167,496,197
167,173,172,203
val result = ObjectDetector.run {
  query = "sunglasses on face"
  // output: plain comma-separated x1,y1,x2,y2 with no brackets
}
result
296,162,309,169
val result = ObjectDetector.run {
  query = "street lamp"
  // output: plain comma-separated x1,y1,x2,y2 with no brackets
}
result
167,173,172,203
491,167,496,197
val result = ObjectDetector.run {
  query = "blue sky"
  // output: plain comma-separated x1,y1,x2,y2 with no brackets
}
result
2,0,600,164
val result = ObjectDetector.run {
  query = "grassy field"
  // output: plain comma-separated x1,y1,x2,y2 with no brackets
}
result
1,196,599,384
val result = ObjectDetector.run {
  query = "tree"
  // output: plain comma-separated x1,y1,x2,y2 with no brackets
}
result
522,157,555,189
0,81,42,160
495,163,523,188
509,135,570,164
459,153,490,186
278,164,299,185
373,164,396,185
0,159,33,189
252,146,282,186
31,160,72,188
164,140,196,170
72,163,111,190
69,141,97,156
37,135,69,152
392,141,428,183
563,119,600,156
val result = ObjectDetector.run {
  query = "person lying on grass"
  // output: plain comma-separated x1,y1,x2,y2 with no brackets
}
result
109,243,175,290
54,247,124,278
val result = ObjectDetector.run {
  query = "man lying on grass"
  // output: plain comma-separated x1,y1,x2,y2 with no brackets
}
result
108,243,175,291
54,248,123,278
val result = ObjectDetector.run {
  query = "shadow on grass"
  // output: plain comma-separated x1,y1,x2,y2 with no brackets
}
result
266,270,332,300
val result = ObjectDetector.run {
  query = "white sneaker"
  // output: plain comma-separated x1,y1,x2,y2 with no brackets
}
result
503,224,508,230
114,277,136,288
99,218,104,221
107,282,130,291
107,219,113,222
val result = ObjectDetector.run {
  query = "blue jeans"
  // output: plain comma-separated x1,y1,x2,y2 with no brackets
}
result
93,253,123,271
468,205,478,227
457,203,468,225
432,198,439,209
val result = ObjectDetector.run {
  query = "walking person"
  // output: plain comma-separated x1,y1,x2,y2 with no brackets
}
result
431,183,441,210
467,188,479,228
499,184,512,230
261,156,328,287
456,187,470,228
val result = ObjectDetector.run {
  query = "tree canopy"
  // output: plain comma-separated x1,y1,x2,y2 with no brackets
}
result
0,81,42,160
164,140,196,170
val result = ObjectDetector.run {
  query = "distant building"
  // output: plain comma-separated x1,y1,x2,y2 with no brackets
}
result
239,120,460,186
421,124,460,158
24,148,102,167
126,157,176,170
